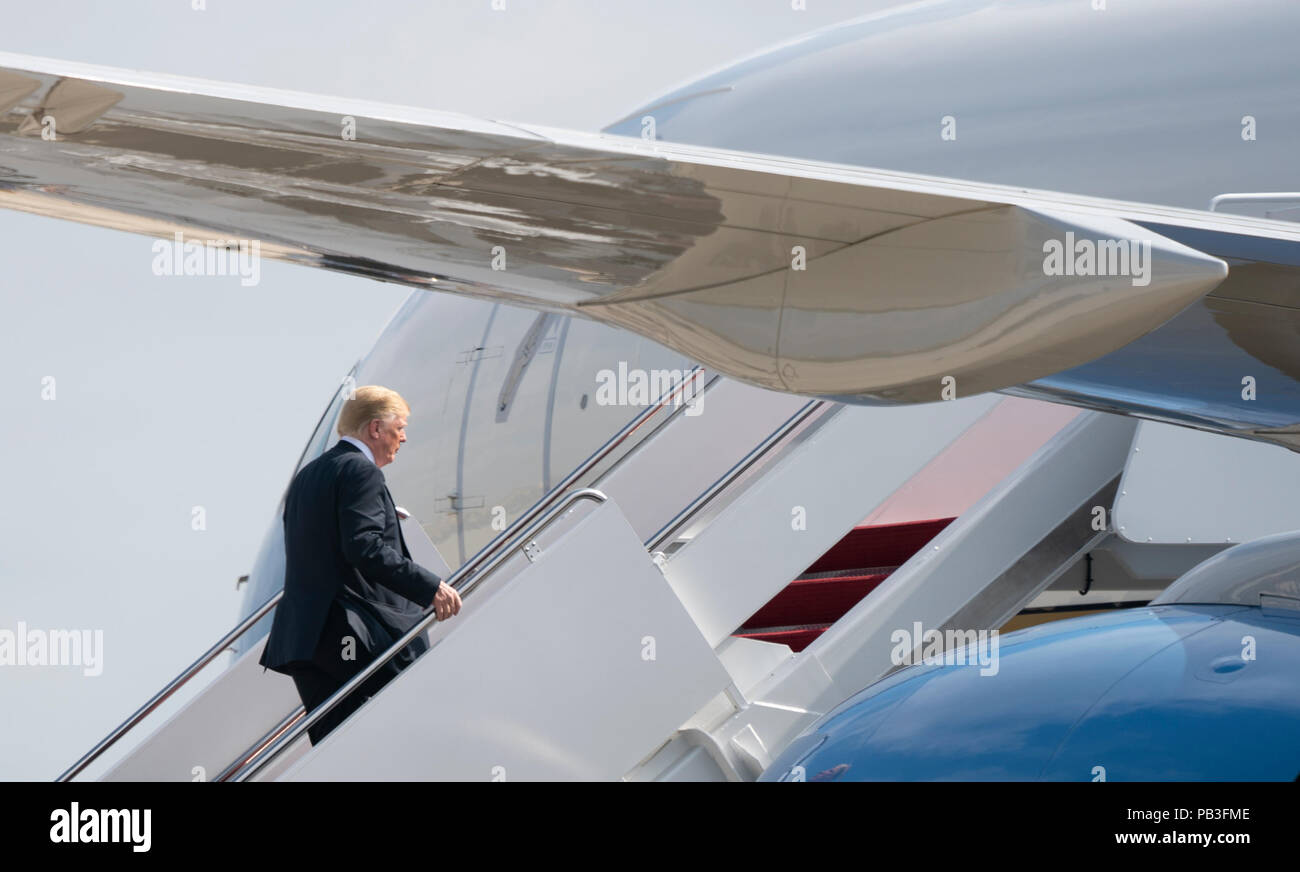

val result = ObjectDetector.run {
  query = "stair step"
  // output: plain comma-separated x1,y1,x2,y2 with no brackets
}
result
797,565,899,581
804,517,954,574
730,517,957,651
742,573,890,628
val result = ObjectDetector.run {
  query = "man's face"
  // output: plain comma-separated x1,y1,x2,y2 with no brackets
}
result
371,412,407,468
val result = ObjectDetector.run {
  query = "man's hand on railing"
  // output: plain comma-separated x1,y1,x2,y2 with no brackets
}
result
433,581,462,621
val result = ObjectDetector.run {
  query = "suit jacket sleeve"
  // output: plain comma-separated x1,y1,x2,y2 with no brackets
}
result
336,458,442,608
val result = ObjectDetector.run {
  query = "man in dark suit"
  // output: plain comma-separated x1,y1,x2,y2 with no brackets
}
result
259,385,461,745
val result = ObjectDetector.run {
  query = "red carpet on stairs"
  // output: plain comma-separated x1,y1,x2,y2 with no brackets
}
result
805,518,954,574
744,573,891,627
734,518,955,652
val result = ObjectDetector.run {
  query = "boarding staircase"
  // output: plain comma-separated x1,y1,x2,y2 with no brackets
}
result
58,368,1143,782
736,519,955,652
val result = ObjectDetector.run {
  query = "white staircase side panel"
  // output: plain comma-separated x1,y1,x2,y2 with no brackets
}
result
1114,420,1300,544
715,636,796,698
809,410,1137,703
660,394,1002,648
863,396,1079,525
679,410,1138,772
596,377,807,542
281,497,730,781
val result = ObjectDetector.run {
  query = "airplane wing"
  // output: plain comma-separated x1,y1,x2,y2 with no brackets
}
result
3,52,1298,433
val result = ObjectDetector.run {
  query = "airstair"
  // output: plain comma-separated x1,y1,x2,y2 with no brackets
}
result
59,369,1174,782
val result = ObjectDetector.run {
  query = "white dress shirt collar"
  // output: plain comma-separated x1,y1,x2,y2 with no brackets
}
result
339,435,375,465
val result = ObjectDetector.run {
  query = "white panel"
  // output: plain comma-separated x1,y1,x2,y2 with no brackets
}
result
399,514,451,579
701,410,1138,761
598,377,806,542
103,637,299,781
1114,421,1300,544
863,397,1079,524
282,498,730,781
810,411,1136,700
715,636,795,698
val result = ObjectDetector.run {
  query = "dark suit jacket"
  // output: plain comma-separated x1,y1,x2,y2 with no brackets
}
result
259,439,442,674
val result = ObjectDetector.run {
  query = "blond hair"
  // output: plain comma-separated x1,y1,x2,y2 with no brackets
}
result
337,385,410,438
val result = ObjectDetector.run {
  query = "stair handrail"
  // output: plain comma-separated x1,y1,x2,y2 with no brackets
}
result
645,399,835,554
55,591,283,782
218,367,721,779
57,365,712,782
441,366,713,590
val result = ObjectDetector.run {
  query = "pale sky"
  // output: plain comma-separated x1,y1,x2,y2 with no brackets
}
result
0,0,898,780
